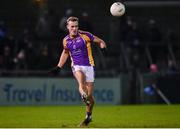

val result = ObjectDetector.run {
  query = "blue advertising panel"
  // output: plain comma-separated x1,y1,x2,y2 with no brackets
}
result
0,78,121,105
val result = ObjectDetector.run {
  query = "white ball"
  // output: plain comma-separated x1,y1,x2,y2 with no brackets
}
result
110,2,125,17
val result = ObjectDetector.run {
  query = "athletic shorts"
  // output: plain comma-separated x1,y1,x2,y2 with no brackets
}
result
72,65,95,82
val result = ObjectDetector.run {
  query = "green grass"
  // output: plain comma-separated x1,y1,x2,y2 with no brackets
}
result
0,105,180,128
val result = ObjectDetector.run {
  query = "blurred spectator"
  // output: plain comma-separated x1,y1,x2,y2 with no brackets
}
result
167,59,177,74
0,35,15,56
0,21,6,39
79,12,93,32
2,46,14,70
0,30,15,71
0,55,3,69
26,41,37,70
119,16,141,47
14,49,27,70
36,45,53,70
166,28,179,43
119,16,142,71
48,9,60,39
59,8,73,36
150,63,158,73
35,10,52,39
145,19,162,42
145,19,163,64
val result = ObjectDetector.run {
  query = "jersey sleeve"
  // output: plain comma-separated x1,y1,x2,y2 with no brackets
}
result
79,30,95,42
85,32,95,42
63,38,69,51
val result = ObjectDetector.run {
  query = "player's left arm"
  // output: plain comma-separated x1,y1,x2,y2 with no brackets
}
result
79,29,107,49
93,36,107,49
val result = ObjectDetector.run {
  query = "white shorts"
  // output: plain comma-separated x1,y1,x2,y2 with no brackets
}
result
72,65,95,82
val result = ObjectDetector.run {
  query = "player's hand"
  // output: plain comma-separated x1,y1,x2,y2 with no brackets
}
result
100,48,108,57
99,41,107,49
49,66,61,75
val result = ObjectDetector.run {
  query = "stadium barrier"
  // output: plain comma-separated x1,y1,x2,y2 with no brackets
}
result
0,77,121,105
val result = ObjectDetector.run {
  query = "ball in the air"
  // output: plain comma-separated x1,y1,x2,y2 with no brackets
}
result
110,2,125,17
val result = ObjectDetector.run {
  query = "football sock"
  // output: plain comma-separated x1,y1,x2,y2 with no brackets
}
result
81,91,87,98
86,112,92,118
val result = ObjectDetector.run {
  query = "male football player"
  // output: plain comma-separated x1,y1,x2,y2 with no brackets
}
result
50,16,106,126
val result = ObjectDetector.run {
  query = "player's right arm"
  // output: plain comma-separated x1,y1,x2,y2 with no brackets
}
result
49,39,69,75
49,49,69,75
57,49,69,68
57,39,69,68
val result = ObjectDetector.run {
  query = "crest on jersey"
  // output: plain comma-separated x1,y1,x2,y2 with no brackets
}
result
76,38,81,43
73,45,76,49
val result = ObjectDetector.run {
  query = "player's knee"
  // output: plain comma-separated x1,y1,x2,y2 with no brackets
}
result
89,96,95,105
91,99,95,106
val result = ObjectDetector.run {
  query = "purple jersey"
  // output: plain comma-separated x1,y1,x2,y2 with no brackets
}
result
63,32,95,66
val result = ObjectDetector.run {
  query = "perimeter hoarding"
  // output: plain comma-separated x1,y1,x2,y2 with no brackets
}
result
0,78,121,105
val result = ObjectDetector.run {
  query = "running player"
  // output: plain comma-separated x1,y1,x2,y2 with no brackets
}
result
50,16,107,127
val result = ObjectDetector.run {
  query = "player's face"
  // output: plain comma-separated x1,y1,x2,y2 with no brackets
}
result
67,21,79,37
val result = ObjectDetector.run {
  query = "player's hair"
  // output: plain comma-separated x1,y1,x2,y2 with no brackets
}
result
66,16,79,24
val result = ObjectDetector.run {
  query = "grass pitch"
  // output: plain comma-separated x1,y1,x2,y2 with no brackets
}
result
0,104,180,128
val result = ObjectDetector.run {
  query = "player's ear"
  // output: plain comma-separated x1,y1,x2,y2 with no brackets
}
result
66,22,69,29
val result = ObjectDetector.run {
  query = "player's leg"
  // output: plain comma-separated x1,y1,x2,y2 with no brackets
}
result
78,66,95,127
84,66,95,115
86,82,94,120
79,66,95,126
86,82,94,114
73,70,89,104
79,82,94,127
